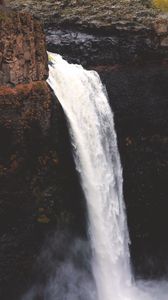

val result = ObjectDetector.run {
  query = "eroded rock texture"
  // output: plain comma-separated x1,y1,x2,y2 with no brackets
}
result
0,10,48,85
9,0,168,279
6,0,160,27
0,10,85,300
0,1,168,297
7,1,168,66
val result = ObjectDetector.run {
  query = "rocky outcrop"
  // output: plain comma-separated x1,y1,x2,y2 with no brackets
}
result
7,1,168,66
0,10,48,85
46,24,168,67
46,13,168,66
6,0,159,27
0,9,85,300
0,10,50,300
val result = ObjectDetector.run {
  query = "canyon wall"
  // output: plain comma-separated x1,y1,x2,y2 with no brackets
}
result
0,11,48,85
0,10,84,300
0,1,168,298
7,0,168,66
9,0,168,278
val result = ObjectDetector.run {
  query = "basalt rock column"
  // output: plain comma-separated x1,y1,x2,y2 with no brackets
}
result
0,10,48,85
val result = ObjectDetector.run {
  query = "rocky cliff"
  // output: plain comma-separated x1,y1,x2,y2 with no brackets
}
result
0,10,49,300
7,1,168,276
0,11,48,85
0,2,168,299
0,10,84,300
7,1,168,66
6,0,161,27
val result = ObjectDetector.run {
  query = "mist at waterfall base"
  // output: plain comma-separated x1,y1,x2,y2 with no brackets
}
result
23,232,96,300
23,53,168,300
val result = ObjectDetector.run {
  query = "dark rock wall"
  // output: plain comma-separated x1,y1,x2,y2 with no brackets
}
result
0,10,85,300
99,65,168,277
0,11,52,298
46,23,168,67
43,12,168,277
0,82,85,300
0,2,168,298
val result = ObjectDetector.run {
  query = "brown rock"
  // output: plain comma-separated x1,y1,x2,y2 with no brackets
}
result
154,19,168,34
0,81,52,140
0,10,48,86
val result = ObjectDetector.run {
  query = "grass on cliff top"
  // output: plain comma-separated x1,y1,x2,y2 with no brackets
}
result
153,0,168,11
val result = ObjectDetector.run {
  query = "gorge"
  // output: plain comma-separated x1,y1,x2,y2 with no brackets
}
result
23,52,168,300
46,52,168,300
0,1,168,299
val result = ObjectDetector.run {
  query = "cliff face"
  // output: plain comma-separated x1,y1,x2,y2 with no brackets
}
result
1,2,168,298
0,10,84,300
6,0,158,27
100,65,168,277
0,82,84,300
7,0,168,67
7,0,168,279
0,11,50,300
0,11,48,85
46,9,168,67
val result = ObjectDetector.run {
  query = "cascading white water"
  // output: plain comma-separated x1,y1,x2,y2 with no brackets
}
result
47,52,132,300
47,52,168,300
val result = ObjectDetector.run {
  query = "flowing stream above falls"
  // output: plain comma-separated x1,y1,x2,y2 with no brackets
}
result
47,52,168,300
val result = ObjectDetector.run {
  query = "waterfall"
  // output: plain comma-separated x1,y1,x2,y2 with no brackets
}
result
47,53,168,300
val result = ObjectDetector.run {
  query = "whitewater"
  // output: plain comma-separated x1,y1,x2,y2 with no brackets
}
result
47,52,168,300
